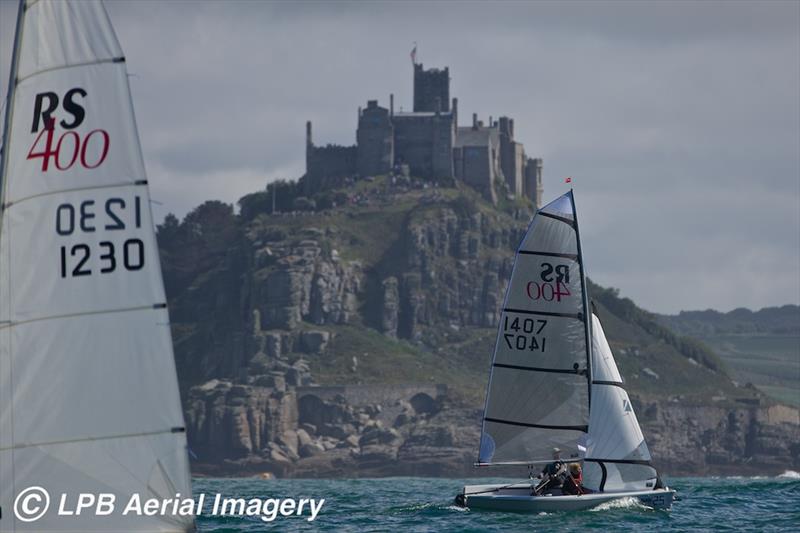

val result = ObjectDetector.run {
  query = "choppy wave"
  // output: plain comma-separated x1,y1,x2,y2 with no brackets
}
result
713,471,800,481
589,496,652,512
192,476,800,532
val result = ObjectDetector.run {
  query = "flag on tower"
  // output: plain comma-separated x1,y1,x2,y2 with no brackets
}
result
410,43,417,64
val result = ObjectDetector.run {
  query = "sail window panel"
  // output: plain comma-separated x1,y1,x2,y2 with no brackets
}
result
18,0,122,80
494,312,587,371
8,308,184,446
591,315,624,382
7,65,144,204
587,382,651,461
519,215,578,255
504,255,583,316
6,186,164,321
481,421,587,464
485,366,589,429
587,463,658,493
6,436,193,531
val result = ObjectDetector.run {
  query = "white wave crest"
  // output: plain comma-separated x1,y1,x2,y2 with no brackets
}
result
590,496,651,512
444,504,469,513
778,470,800,479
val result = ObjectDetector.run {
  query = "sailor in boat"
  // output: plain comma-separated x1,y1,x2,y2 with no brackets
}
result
561,463,591,495
533,448,567,495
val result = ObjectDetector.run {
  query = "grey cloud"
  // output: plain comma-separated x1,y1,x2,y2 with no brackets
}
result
1,0,797,314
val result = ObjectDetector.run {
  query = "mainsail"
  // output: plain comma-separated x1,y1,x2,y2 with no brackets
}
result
0,1,193,531
582,314,658,492
478,191,592,464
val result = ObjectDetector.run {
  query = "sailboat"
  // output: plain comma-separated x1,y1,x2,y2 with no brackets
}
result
455,191,676,512
1,1,194,531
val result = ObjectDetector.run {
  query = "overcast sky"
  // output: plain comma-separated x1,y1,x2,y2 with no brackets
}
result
1,0,798,315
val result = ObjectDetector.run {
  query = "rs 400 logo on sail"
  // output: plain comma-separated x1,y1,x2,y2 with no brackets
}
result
27,89,109,172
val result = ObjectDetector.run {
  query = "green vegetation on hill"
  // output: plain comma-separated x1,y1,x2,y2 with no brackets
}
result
158,175,764,410
660,305,800,336
588,283,755,404
657,306,799,407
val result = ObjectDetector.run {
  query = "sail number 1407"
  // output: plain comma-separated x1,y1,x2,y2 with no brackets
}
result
503,316,547,352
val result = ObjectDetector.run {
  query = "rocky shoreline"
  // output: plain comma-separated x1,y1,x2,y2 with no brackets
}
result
186,377,799,479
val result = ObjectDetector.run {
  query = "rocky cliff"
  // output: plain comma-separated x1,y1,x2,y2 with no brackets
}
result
158,176,799,478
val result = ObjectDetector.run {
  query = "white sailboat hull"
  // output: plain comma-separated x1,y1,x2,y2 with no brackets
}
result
458,483,676,512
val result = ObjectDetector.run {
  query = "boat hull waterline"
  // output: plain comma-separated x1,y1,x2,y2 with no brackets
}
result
457,483,676,512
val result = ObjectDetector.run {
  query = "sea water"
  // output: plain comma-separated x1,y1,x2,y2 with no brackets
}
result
194,472,800,532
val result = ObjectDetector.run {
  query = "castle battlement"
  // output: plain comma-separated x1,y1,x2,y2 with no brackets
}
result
304,61,543,208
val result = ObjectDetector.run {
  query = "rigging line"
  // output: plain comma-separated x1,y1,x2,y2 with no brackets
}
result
502,307,583,320
2,180,148,209
474,459,567,466
0,303,168,330
15,57,126,86
0,427,187,452
462,480,538,497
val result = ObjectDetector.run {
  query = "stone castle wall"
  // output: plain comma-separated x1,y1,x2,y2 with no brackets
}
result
303,61,543,208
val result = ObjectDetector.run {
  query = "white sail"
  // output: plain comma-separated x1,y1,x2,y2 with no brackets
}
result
581,314,658,492
478,191,592,464
0,1,193,531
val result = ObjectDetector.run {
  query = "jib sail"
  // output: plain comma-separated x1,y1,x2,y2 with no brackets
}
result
582,314,658,491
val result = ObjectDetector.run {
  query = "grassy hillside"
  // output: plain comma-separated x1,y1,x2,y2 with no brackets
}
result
160,175,764,410
658,306,799,407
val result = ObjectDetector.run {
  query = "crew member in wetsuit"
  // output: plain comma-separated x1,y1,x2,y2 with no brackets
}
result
534,448,566,494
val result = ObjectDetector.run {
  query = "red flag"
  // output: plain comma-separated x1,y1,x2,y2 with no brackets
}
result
565,177,572,183
410,43,417,64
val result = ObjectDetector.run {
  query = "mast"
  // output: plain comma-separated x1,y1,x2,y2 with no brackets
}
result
0,0,25,219
570,189,593,408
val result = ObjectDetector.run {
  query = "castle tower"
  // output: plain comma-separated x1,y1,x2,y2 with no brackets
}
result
357,100,394,176
413,63,450,113
524,157,544,209
498,116,524,196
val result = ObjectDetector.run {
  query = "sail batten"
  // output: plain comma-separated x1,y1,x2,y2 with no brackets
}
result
0,1,193,530
501,307,583,319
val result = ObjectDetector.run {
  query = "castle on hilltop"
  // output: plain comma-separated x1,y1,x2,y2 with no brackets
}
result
304,62,543,208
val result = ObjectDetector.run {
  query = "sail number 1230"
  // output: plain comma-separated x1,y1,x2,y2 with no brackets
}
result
56,197,145,278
